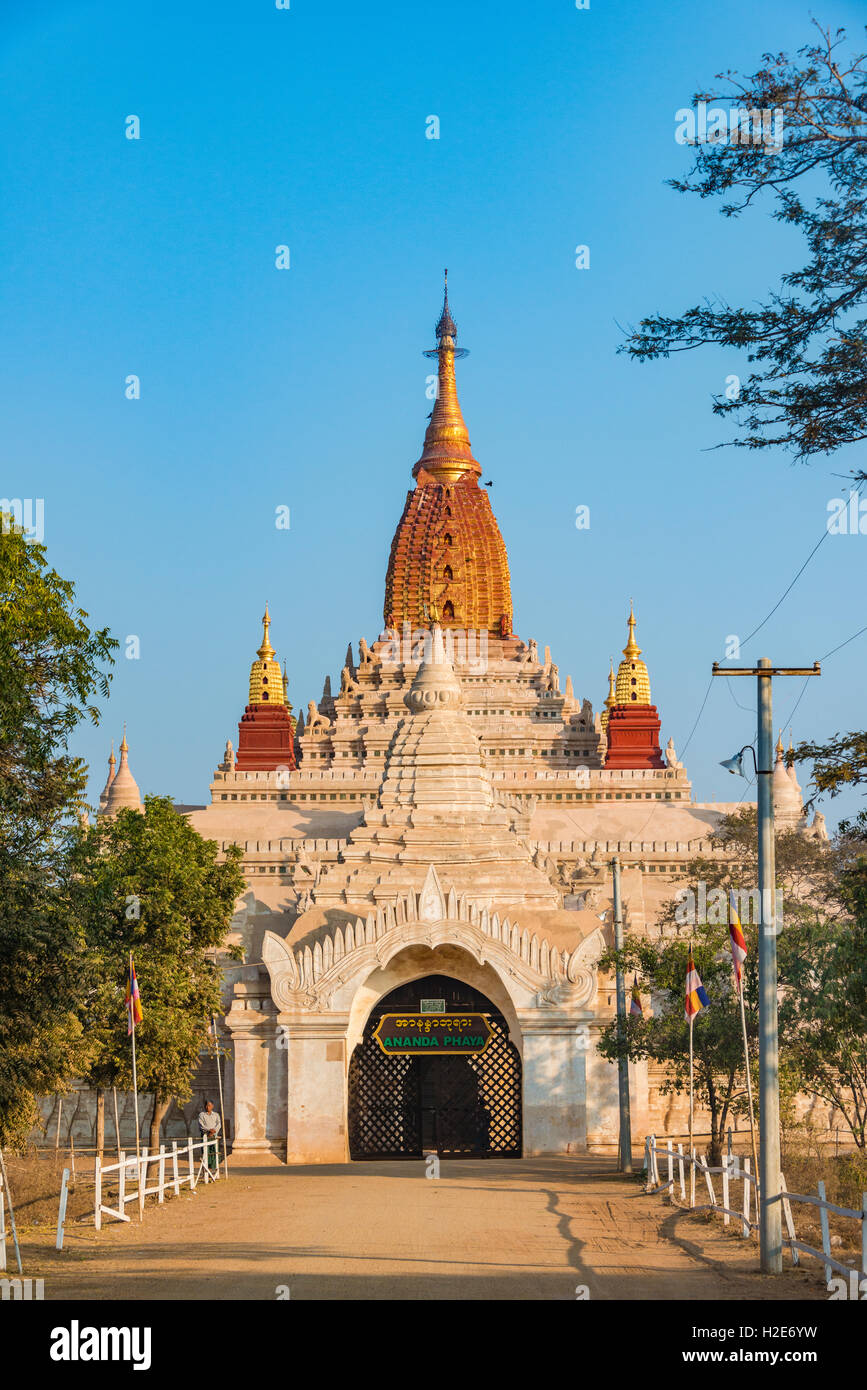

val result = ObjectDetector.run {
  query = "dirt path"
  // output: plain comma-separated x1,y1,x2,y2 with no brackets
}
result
21,1153,825,1301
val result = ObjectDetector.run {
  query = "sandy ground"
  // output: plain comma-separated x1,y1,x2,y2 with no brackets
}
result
18,1153,826,1301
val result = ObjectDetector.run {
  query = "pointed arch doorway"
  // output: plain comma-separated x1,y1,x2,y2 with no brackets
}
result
347,974,522,1159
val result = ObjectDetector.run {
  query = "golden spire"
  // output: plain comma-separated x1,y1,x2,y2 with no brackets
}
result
249,605,285,706
109,740,116,770
601,660,616,732
257,604,275,661
120,724,128,754
623,600,641,660
614,604,652,705
415,270,481,484
605,661,616,708
776,728,784,761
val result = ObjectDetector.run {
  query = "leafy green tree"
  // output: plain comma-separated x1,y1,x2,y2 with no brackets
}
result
598,809,851,1163
72,797,245,1148
598,925,756,1166
620,21,867,465
779,848,867,1148
0,520,115,1146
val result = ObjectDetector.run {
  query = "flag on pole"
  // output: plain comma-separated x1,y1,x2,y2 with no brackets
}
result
685,953,710,1022
728,891,748,987
125,959,143,1035
629,976,643,1018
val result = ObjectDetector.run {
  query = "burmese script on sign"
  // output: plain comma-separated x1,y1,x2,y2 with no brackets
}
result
373,1013,493,1056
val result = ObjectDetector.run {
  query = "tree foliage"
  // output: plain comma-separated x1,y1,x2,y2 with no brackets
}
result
71,797,245,1147
598,810,862,1160
0,521,115,1146
620,22,867,465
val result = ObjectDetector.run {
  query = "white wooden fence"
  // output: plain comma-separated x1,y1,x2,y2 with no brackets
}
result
644,1133,867,1285
94,1136,220,1229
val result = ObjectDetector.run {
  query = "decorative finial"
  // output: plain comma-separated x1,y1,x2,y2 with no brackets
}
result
120,723,128,754
435,267,457,341
623,604,641,659
776,729,784,758
417,270,478,482
109,739,116,767
258,605,276,660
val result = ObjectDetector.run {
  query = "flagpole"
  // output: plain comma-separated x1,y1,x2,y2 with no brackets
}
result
688,1010,695,1209
212,1014,229,1180
729,897,759,1187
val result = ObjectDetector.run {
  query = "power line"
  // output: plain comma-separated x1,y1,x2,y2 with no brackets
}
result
740,481,863,653
820,622,867,662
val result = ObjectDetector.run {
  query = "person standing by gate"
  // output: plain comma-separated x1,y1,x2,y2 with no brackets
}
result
198,1100,221,1177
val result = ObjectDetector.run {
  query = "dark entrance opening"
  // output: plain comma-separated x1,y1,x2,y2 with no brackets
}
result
348,974,522,1159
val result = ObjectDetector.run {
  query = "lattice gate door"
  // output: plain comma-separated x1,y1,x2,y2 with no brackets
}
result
348,974,522,1159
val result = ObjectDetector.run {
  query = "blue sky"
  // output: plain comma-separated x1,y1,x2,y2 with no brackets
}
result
3,0,865,825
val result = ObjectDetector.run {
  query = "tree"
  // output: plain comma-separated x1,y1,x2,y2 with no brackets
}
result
597,809,851,1163
598,924,757,1166
0,519,115,1146
72,797,245,1148
620,22,867,466
779,846,867,1149
792,731,867,806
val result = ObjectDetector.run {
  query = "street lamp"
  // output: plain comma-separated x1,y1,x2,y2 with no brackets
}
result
719,745,758,778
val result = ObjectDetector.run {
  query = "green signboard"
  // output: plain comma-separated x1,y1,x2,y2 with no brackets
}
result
373,1012,493,1056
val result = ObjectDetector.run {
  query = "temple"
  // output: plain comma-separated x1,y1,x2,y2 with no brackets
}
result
95,277,827,1163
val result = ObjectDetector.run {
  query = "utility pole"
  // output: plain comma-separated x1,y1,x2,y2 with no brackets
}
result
610,855,633,1173
712,657,820,1273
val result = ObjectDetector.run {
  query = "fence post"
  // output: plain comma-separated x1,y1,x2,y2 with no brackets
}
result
666,1140,673,1195
722,1154,730,1227
817,1180,832,1284
158,1145,166,1204
742,1157,751,1238
677,1143,686,1202
701,1157,716,1206
779,1173,798,1266
94,1154,102,1231
56,1168,70,1251
188,1137,195,1190
171,1141,180,1197
861,1194,867,1283
0,1182,6,1271
139,1147,149,1217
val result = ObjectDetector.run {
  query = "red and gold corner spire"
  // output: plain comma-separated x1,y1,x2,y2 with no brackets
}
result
384,273,513,637
604,605,664,770
235,606,296,773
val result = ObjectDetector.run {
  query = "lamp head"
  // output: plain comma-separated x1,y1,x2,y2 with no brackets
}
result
720,752,746,777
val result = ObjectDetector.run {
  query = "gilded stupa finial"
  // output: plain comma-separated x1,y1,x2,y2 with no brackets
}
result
623,601,642,660
614,604,652,705
258,604,276,661
120,724,128,754
776,728,784,759
416,271,480,483
605,660,616,709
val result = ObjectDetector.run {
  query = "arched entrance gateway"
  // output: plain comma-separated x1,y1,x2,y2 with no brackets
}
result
241,866,612,1164
348,974,522,1158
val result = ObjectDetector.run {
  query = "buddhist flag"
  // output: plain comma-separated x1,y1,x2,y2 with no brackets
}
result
629,976,643,1018
728,891,748,987
125,959,143,1035
685,953,709,1023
